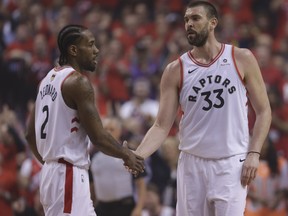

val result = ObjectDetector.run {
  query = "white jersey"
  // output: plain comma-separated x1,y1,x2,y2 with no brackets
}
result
178,44,249,159
35,66,90,169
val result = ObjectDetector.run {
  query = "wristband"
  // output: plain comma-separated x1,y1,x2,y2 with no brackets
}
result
248,151,261,155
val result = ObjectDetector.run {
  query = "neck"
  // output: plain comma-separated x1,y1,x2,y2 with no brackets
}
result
190,38,222,64
65,61,81,73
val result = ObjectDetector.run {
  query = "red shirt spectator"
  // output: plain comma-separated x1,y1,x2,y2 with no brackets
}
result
272,104,288,159
0,141,18,216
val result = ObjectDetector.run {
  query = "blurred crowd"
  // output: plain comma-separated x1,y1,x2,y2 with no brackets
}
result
1,0,288,215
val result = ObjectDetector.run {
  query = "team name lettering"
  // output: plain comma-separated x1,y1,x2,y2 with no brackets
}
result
40,84,57,101
191,75,236,95
188,75,236,109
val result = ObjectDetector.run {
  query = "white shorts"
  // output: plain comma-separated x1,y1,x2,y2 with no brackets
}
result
176,152,247,216
39,160,96,216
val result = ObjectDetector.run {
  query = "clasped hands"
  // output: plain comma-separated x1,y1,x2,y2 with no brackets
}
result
122,140,145,176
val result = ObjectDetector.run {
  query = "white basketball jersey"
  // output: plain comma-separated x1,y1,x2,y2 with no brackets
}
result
35,66,90,169
178,44,249,159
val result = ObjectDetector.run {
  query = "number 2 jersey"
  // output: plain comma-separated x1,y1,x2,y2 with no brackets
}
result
34,66,90,169
178,44,249,159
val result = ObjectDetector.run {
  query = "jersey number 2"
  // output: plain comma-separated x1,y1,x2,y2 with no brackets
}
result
41,105,49,139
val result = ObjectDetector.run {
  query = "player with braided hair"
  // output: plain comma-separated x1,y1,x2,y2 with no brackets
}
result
25,24,144,216
57,25,87,66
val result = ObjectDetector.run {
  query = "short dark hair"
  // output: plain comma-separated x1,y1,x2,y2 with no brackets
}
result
57,24,88,66
186,1,218,20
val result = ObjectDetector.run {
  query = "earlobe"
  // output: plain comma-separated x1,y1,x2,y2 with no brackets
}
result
68,45,77,57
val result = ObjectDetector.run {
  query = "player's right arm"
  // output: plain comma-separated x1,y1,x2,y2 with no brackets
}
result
136,59,181,159
62,72,144,172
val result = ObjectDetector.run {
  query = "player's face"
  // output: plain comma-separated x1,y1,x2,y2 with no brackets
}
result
76,30,99,72
184,6,210,47
103,119,122,141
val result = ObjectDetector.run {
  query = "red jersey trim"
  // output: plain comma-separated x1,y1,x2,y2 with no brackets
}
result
232,46,248,106
54,65,73,72
188,44,225,67
60,71,76,91
71,117,80,123
178,57,183,95
64,163,73,213
70,127,79,133
232,46,245,86
58,159,73,214
178,57,184,115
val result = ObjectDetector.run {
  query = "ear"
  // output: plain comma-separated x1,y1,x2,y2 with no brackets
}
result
68,45,77,57
210,18,218,31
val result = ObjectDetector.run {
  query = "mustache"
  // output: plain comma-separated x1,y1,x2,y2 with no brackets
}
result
187,29,197,34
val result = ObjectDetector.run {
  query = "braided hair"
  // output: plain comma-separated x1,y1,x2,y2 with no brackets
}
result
57,24,88,66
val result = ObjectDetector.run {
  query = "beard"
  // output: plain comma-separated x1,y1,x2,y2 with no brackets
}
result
83,65,96,72
82,60,97,72
187,25,209,47
87,63,96,72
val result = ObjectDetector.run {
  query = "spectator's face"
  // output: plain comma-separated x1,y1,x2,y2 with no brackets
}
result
109,40,123,58
103,118,122,141
254,45,270,68
0,124,14,146
123,14,138,33
34,34,48,56
133,80,150,98
16,24,31,42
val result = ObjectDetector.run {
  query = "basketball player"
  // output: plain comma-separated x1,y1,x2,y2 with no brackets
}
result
135,1,271,216
25,24,144,216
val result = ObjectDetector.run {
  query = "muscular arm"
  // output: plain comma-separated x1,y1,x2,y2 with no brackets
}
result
136,60,180,159
63,72,133,160
25,106,44,164
235,47,271,153
234,47,272,185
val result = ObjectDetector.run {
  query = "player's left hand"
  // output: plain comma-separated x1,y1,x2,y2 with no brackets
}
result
122,141,145,176
240,152,260,186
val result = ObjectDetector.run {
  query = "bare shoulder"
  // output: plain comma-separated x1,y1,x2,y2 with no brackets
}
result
62,72,94,109
233,46,259,78
64,71,91,89
233,46,255,62
165,59,181,74
161,59,181,88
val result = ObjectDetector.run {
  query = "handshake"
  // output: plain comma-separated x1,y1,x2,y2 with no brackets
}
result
121,141,145,176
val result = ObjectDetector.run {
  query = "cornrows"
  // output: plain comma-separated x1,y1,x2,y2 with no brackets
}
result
57,24,88,66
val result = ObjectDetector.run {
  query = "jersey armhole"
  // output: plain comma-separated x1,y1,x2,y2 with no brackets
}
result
60,70,76,91
178,57,184,115
178,57,183,96
232,46,246,86
60,70,77,110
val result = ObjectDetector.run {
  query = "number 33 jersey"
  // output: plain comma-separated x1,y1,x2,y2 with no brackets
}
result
35,66,90,169
178,44,249,159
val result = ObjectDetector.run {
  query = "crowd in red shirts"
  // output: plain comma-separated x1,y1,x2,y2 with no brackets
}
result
1,0,288,215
